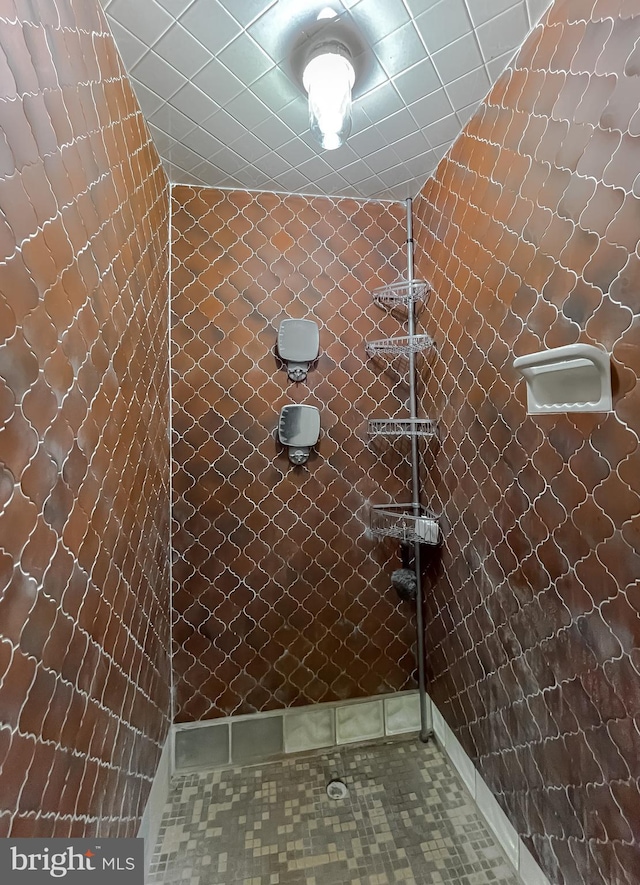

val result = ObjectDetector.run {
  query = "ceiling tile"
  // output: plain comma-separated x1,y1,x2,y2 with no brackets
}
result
372,21,426,79
408,87,454,129
234,168,274,189
466,0,522,28
225,91,271,129
216,0,277,27
375,107,416,143
486,49,518,81
189,161,238,186
100,0,534,200
476,3,529,63
251,67,298,114
392,56,440,105
391,130,433,163
148,102,197,140
208,145,245,174
403,0,441,15
431,32,484,82
405,150,438,176
153,23,212,78
252,114,298,150
347,125,387,156
276,99,309,134
247,1,328,66
181,127,224,159
358,81,403,121
340,158,375,184
108,18,149,68
313,170,352,194
526,0,553,24
357,173,386,194
179,0,242,55
166,141,207,171
154,0,196,19
258,152,293,178
277,137,317,167
414,0,472,55
229,132,270,163
352,49,388,96
319,141,360,169
193,59,244,105
132,51,187,98
129,78,165,118
445,67,491,111
351,0,410,36
422,113,461,149
163,158,197,181
218,33,274,85
274,168,311,192
147,122,180,154
378,162,413,187
297,155,335,181
107,0,173,46
170,82,220,124
456,103,479,127
365,144,402,174
200,109,246,143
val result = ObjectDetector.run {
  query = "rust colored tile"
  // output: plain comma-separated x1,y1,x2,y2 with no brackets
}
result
171,188,409,724
0,1,170,843
411,5,640,884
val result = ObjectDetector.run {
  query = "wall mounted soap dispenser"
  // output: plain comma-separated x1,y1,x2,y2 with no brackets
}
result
278,405,320,465
278,319,319,382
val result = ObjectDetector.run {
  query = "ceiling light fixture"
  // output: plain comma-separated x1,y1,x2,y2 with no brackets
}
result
302,40,355,151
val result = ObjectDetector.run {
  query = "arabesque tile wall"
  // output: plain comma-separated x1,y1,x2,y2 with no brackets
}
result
170,187,419,722
414,1,640,883
0,2,171,836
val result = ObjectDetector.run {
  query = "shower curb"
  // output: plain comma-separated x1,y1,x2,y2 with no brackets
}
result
430,696,551,885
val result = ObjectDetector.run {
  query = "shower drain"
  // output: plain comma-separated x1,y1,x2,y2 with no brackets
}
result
326,778,349,800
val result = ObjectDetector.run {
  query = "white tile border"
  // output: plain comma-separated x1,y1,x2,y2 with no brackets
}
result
427,694,551,885
138,734,171,877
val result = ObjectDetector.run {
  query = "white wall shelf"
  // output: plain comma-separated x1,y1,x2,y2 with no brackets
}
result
513,343,612,414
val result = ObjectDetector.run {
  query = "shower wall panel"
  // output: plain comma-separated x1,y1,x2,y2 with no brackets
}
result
171,187,416,722
414,1,640,883
0,4,171,836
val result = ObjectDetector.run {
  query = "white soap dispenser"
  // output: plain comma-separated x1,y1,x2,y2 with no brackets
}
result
278,405,320,465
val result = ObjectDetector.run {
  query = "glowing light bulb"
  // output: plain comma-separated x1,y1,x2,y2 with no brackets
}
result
303,42,355,151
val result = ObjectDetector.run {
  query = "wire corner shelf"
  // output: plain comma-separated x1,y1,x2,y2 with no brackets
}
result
367,418,438,439
372,279,431,308
370,503,440,545
365,333,434,358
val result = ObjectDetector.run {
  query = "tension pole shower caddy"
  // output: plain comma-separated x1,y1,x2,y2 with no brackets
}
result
366,198,438,743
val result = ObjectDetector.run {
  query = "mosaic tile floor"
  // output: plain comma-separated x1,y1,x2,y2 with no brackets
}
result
148,738,521,885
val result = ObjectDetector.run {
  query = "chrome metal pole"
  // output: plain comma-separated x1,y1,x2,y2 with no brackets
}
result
406,197,431,742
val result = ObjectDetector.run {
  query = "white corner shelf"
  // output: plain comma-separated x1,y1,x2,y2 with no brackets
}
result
373,280,430,308
367,418,438,438
370,504,439,545
365,333,434,357
513,343,612,414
